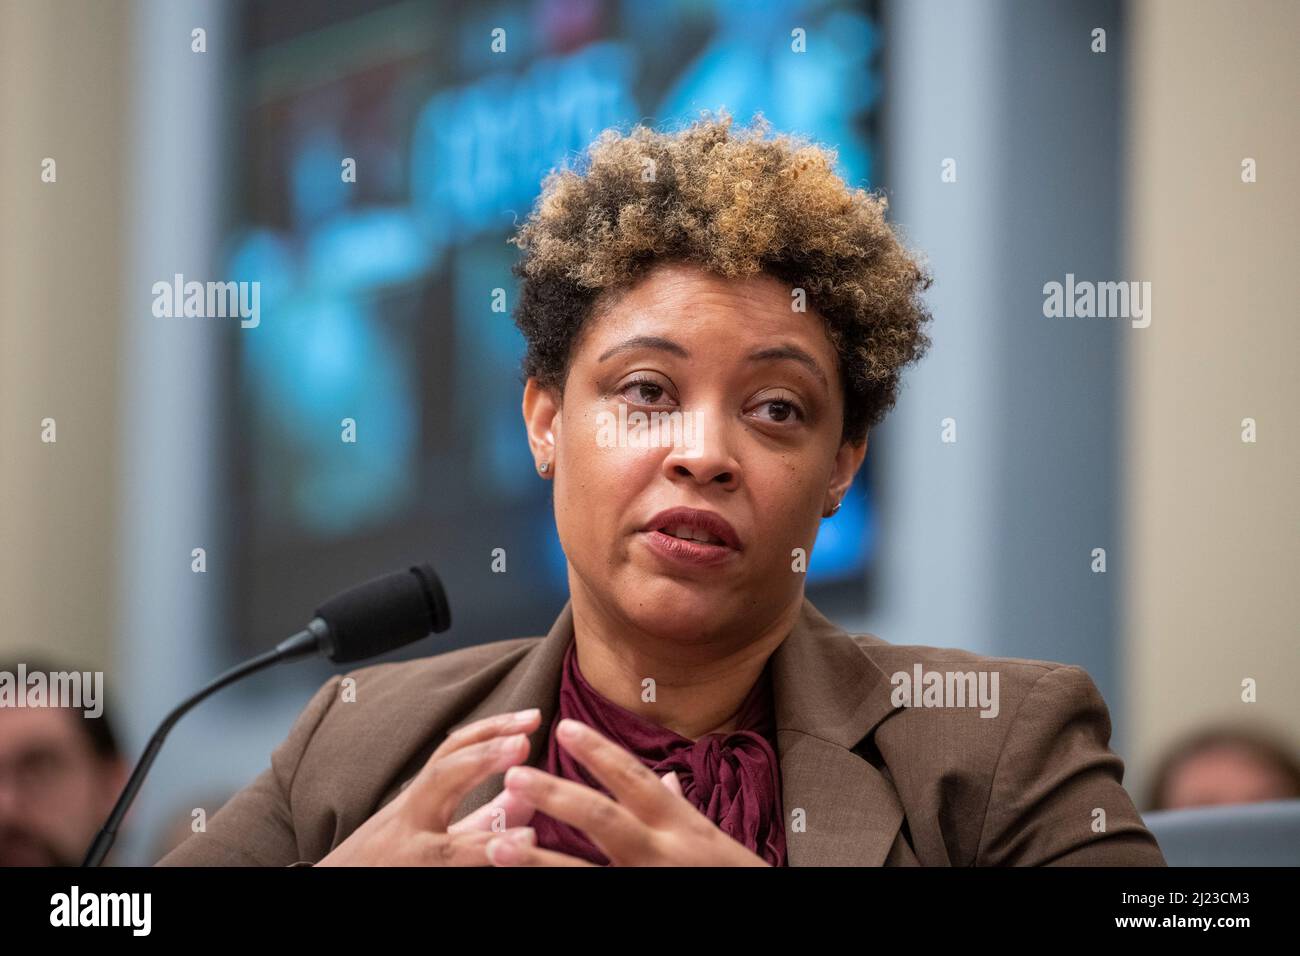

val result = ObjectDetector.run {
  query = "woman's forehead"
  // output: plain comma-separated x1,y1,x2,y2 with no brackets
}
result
579,263,835,359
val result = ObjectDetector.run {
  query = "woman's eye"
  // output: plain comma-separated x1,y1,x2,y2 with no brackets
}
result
620,379,673,405
752,399,804,423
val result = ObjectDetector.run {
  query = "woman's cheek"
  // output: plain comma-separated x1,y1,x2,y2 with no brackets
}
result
555,418,658,551
752,467,823,568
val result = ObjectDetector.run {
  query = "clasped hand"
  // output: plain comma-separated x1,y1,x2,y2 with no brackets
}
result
464,716,769,867
315,708,768,867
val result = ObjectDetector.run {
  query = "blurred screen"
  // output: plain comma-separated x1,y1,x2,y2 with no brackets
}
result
225,0,882,656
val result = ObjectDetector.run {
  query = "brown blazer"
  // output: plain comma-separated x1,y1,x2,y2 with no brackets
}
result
157,598,1166,866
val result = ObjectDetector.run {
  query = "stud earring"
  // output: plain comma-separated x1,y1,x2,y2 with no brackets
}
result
538,461,550,474
826,500,841,517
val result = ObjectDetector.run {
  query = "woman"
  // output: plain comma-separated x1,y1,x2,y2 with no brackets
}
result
159,112,1166,867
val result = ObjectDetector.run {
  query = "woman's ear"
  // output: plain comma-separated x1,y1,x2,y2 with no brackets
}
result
824,433,869,515
522,377,560,477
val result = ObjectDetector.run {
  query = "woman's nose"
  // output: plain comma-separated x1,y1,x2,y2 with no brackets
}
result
659,408,740,490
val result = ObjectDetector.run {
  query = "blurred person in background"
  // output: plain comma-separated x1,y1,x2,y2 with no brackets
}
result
0,657,127,866
1147,724,1300,811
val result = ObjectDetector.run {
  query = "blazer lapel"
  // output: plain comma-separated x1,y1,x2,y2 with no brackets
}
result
443,604,575,824
771,599,906,866
441,598,907,866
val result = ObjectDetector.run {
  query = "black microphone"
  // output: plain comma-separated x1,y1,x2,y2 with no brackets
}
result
82,563,451,867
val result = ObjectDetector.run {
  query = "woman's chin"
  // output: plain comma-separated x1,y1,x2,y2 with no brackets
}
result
612,573,751,639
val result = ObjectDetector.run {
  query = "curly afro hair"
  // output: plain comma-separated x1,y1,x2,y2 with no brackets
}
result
508,110,933,444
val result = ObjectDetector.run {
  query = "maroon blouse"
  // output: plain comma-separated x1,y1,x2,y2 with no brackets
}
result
530,638,787,865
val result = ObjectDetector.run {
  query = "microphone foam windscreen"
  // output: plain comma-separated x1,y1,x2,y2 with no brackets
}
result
314,564,451,663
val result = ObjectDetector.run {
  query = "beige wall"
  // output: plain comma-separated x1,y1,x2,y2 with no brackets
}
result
1124,0,1300,804
0,0,127,671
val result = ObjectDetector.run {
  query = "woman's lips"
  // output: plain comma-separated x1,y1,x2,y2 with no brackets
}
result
639,529,739,568
638,507,743,569
641,507,742,549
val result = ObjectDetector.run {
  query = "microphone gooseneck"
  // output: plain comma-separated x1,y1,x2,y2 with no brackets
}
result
81,563,451,867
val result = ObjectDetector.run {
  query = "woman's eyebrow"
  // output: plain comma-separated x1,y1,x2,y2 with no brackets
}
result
748,345,828,389
597,335,690,363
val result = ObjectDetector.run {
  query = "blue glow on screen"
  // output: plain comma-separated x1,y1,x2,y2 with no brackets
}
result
240,288,417,536
235,0,880,590
807,476,874,584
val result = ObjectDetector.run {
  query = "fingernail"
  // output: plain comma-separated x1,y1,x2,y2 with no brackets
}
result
557,718,582,741
487,836,521,864
511,708,540,726
507,827,536,845
505,765,537,787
